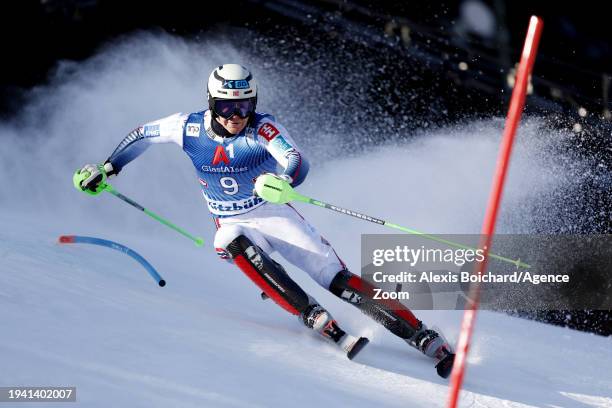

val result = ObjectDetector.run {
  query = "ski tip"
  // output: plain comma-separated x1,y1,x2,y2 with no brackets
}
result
435,353,456,379
347,337,369,360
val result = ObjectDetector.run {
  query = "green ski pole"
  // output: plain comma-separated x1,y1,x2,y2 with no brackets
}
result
72,166,204,247
254,174,529,269
102,184,204,247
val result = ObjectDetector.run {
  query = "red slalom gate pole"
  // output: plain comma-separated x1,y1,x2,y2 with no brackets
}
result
447,16,543,408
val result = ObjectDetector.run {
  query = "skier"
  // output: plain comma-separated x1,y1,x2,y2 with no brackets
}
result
73,64,455,377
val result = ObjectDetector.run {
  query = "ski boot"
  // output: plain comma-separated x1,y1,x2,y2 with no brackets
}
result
408,326,456,378
301,304,369,360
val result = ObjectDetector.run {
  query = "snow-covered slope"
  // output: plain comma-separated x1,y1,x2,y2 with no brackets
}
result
1,211,611,408
1,33,610,407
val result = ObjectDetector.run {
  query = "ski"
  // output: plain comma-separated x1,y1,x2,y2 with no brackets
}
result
435,352,456,379
317,317,370,360
261,294,371,360
346,336,369,360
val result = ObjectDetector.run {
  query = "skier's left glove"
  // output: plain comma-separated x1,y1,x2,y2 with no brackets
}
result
73,161,115,196
253,173,293,197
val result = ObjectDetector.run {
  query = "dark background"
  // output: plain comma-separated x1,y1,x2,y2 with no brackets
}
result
1,0,610,336
2,0,612,119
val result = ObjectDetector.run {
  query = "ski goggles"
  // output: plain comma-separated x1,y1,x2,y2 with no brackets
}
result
213,98,255,119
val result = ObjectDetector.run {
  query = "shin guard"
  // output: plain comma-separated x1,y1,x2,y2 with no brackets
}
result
226,235,310,316
329,269,423,340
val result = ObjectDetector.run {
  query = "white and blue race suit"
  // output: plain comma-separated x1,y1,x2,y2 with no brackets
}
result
107,110,345,288
108,110,308,217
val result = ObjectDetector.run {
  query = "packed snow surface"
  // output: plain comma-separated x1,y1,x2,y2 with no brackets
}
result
1,33,610,407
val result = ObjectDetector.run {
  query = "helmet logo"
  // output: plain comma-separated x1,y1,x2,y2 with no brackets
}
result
222,79,249,89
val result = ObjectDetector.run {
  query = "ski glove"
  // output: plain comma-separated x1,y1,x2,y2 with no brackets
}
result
253,173,293,197
73,162,115,196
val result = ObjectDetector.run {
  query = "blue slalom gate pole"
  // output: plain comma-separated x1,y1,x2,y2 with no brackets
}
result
59,235,166,287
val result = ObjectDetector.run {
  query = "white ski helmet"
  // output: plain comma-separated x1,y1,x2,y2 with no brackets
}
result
207,64,257,115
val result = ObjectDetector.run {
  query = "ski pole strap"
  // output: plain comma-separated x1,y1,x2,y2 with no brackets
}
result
103,183,205,247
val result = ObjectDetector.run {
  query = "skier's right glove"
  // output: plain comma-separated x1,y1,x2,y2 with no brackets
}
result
73,162,115,196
